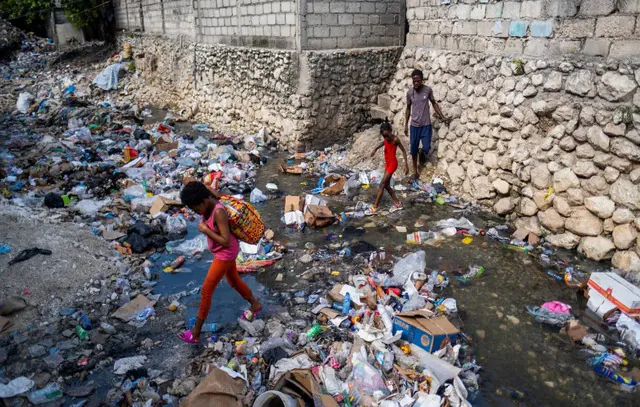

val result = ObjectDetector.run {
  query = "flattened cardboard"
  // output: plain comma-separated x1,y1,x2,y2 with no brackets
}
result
284,196,303,213
149,196,181,217
155,134,178,152
279,164,303,175
323,177,346,195
181,366,245,407
112,295,156,321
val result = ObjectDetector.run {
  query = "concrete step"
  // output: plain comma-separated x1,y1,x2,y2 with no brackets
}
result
369,104,390,121
377,94,392,110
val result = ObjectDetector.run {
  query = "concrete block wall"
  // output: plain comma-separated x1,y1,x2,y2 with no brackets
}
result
199,0,297,49
141,0,163,34
407,0,640,60
127,0,142,30
303,0,405,49
114,0,129,29
163,0,194,37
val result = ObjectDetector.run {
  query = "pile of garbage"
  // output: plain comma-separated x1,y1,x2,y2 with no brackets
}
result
0,17,22,55
101,248,481,407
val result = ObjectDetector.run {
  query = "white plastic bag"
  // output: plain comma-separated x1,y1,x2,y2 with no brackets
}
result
123,184,146,198
0,377,34,398
350,346,389,397
369,170,383,186
113,356,147,374
387,251,426,286
16,92,34,113
93,63,123,90
343,176,361,198
165,215,187,235
250,188,267,203
358,172,370,185
435,217,474,230
75,199,111,217
167,235,207,255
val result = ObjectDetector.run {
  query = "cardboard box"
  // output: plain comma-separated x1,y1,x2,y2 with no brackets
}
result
149,196,182,217
284,196,303,213
304,205,335,228
323,176,346,196
155,134,178,152
393,311,459,353
587,272,640,318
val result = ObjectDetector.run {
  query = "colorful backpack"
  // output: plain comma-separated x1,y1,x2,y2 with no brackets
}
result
219,195,265,244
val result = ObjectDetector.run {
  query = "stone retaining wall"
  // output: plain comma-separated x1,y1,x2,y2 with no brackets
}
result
383,47,640,277
407,0,640,60
119,33,401,149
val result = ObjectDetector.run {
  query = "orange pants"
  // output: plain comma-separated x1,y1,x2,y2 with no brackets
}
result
197,258,252,321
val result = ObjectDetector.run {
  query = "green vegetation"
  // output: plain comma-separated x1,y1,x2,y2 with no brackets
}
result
0,0,104,28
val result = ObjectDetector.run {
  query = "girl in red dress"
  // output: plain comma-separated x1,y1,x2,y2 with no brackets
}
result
367,119,409,215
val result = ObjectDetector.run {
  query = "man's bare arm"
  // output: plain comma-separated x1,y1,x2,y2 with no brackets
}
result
404,104,411,136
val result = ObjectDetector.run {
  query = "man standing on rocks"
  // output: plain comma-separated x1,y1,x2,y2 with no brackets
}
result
404,69,448,180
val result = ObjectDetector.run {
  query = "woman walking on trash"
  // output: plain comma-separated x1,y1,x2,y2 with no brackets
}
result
366,119,409,215
178,181,262,344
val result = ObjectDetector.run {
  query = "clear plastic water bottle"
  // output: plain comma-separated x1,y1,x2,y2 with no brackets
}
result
28,383,63,404
201,323,219,333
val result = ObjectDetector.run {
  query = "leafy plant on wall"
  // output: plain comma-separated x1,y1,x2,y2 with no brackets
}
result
0,0,105,28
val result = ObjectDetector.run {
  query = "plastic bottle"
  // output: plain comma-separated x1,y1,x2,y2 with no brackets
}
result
307,323,322,339
75,325,88,340
342,293,351,315
377,304,393,332
28,383,63,404
252,370,262,391
170,256,185,269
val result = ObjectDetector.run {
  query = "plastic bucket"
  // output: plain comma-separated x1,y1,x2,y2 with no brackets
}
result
252,390,298,407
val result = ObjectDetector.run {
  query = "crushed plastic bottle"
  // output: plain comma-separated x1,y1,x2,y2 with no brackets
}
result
28,383,62,404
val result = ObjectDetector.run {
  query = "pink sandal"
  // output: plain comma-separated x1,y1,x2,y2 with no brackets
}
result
178,330,200,344
241,307,263,321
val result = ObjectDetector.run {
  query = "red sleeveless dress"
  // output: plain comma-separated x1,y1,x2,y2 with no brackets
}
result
384,136,398,174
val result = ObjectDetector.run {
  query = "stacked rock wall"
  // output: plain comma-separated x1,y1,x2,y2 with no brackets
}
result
407,0,640,60
119,34,401,149
386,1,640,276
383,48,640,277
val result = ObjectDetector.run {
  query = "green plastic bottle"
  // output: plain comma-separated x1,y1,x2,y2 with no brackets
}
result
75,325,88,340
307,323,322,339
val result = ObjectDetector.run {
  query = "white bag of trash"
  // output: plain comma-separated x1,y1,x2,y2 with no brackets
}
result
386,251,426,286
16,92,34,113
75,198,111,217
113,355,147,374
250,188,267,203
0,377,34,398
435,217,475,230
93,63,123,90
